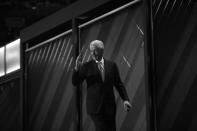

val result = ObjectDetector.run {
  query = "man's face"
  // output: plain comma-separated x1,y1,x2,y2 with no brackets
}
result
90,47,104,61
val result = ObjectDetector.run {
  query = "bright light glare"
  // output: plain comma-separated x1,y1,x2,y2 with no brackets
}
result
0,46,5,77
6,39,21,74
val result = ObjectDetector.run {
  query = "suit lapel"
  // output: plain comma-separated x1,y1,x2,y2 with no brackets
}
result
92,60,100,73
92,59,108,83
92,60,103,81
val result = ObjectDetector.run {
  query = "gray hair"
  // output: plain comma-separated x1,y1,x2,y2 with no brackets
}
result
89,40,104,51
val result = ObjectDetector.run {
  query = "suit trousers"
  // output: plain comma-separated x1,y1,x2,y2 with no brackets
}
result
90,105,116,131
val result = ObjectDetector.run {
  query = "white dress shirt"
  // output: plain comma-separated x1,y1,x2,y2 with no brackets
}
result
95,57,105,81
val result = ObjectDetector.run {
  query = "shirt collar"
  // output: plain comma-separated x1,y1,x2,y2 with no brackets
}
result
95,57,104,65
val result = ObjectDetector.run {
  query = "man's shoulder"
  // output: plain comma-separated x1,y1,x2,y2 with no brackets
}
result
104,59,115,64
104,59,116,66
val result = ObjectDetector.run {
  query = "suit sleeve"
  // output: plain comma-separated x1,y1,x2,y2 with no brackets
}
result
113,63,130,101
72,64,86,86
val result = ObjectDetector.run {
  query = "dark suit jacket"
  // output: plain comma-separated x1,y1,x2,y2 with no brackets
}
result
72,58,129,115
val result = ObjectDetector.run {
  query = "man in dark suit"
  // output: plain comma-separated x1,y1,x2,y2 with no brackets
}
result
72,40,131,131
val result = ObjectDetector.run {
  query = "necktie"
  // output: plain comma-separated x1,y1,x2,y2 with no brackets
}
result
97,61,105,81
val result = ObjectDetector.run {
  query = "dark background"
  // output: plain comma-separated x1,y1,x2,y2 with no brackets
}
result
153,0,197,131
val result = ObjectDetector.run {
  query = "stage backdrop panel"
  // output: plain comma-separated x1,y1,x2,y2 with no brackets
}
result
0,78,22,131
27,33,78,131
153,0,197,131
79,2,147,131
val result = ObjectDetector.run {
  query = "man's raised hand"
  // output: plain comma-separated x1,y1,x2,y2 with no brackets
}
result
75,54,83,71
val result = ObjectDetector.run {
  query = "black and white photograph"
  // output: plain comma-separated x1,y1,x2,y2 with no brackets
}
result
0,0,197,131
